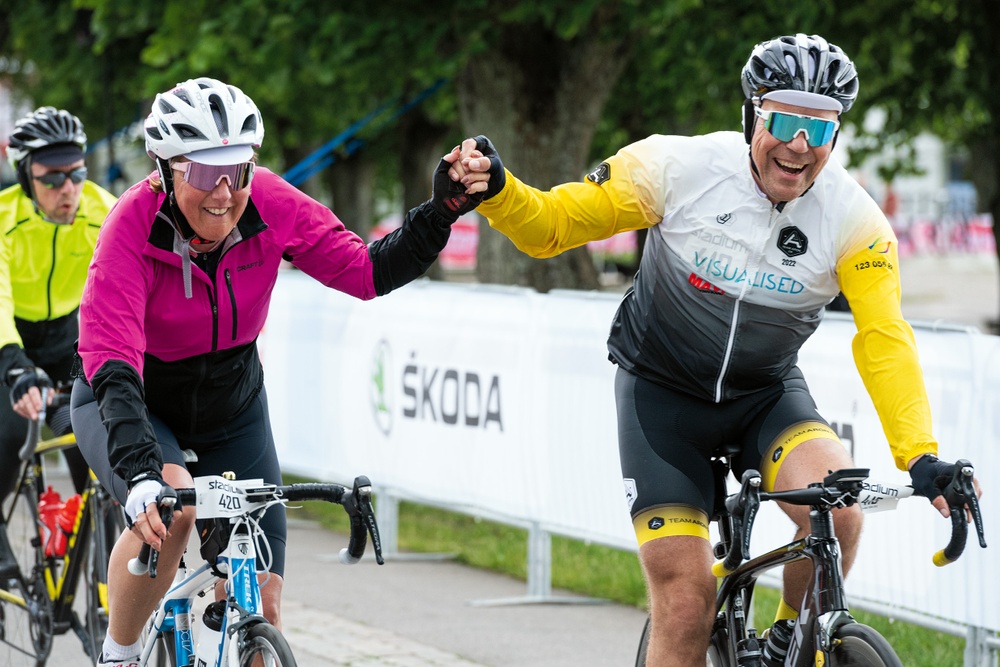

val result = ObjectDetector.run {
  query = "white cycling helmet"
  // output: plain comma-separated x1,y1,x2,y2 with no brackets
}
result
144,77,264,165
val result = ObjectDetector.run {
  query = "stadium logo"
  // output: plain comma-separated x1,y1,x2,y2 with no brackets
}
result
371,340,393,436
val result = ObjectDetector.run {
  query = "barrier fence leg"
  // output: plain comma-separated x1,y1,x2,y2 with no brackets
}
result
964,625,999,667
469,522,608,606
526,521,551,599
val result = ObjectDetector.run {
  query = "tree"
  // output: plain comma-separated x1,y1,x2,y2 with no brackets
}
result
834,0,1000,328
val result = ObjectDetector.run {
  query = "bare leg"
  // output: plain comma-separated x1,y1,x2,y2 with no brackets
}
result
774,439,863,612
106,463,195,646
640,535,716,667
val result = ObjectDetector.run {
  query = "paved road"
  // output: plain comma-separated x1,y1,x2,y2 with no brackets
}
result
5,251,997,667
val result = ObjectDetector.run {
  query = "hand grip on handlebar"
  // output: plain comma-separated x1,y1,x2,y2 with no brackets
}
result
126,486,179,578
932,460,986,566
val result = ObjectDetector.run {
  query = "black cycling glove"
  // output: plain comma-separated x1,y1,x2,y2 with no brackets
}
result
470,135,507,201
7,366,51,407
909,454,956,502
431,156,484,222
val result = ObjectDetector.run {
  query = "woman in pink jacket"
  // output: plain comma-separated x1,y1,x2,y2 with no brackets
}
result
70,77,489,667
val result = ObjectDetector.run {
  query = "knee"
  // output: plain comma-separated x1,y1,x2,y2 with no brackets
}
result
833,505,864,546
259,574,283,630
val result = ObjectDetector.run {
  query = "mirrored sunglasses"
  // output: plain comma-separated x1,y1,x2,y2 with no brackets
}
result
754,107,840,147
33,166,88,189
172,161,255,191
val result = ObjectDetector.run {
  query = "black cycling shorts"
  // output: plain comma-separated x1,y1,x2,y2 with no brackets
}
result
70,379,288,576
615,366,840,546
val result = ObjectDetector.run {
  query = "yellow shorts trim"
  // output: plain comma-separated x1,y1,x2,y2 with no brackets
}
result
761,421,840,491
633,505,710,546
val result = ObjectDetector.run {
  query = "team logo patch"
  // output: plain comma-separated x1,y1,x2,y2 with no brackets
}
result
772,446,784,463
648,517,665,530
716,213,733,225
777,226,808,257
624,478,638,511
586,162,611,185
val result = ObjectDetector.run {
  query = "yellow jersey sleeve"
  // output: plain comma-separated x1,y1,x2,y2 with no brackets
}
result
477,148,662,259
837,224,937,470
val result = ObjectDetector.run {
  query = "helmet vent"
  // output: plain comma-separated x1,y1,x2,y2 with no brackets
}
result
207,94,228,138
240,115,257,137
158,99,177,114
174,124,206,140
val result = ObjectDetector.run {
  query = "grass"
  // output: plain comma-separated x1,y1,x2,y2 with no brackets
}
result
283,473,983,666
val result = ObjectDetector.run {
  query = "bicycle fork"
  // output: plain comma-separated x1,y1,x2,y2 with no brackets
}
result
785,509,854,667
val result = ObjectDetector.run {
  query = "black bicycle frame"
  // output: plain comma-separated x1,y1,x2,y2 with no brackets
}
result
714,503,853,665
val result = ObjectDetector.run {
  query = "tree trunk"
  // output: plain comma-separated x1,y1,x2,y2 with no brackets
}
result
398,110,450,280
970,137,1000,331
329,152,375,238
455,23,628,292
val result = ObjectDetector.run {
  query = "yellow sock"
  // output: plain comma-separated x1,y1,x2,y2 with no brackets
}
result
774,597,799,623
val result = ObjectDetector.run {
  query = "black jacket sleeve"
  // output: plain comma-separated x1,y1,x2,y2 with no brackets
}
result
368,200,452,296
90,359,163,483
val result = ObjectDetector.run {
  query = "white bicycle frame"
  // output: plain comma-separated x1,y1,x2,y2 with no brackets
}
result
134,475,280,667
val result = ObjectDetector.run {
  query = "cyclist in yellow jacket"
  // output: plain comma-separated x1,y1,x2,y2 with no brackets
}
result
0,107,116,578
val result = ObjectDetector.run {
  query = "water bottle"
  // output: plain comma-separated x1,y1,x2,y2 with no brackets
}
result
195,599,226,667
54,493,82,556
37,487,64,557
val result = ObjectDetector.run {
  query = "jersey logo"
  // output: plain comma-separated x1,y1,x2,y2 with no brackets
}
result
624,478,638,511
868,237,892,254
586,162,611,185
688,272,726,295
716,213,733,225
648,516,665,530
777,226,808,257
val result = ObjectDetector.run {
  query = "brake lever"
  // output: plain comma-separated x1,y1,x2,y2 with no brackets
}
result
357,486,384,565
944,460,986,549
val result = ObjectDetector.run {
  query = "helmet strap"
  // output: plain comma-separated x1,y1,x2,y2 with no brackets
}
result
742,99,756,145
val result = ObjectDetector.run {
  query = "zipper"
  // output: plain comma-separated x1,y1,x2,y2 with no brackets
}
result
207,284,219,352
46,226,59,319
713,205,782,402
225,269,237,341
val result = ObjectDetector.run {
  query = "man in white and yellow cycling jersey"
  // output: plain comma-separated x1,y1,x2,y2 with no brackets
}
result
450,33,982,667
0,107,116,579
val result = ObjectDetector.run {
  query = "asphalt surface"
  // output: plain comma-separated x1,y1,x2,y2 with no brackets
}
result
5,250,998,667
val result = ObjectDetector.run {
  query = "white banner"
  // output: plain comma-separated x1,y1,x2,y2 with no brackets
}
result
260,269,997,631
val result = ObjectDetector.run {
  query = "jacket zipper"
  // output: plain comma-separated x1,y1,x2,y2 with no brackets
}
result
225,269,237,341
46,226,59,319
713,205,782,402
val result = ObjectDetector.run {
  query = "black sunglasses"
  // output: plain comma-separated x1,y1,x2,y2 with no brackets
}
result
33,166,88,189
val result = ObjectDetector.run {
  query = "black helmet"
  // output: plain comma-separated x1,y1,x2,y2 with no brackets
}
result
7,106,87,197
741,34,858,113
7,106,87,169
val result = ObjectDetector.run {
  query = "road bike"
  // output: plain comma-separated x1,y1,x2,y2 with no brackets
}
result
129,469,383,667
634,449,986,666
1,384,126,667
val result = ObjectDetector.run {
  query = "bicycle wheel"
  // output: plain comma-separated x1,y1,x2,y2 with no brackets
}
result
827,623,902,667
1,488,49,667
634,616,650,666
237,622,297,667
635,615,731,667
83,491,125,665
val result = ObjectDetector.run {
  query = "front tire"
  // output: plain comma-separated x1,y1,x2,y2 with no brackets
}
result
634,616,650,666
828,623,902,667
635,615,732,667
238,622,297,667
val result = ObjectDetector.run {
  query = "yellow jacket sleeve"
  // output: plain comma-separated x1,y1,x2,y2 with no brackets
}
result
477,160,659,259
838,237,937,470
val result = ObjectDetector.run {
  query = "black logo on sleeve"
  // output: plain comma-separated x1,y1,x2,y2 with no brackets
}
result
777,226,808,257
648,517,665,530
586,162,611,185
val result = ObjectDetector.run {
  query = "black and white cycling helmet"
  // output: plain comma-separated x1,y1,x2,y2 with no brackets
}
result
741,33,858,113
144,77,264,166
7,106,88,196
